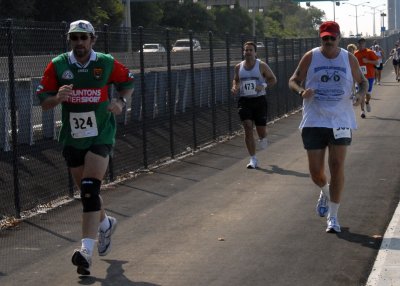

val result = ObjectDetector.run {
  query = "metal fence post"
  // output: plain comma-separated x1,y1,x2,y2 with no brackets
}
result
6,19,21,218
138,26,148,169
273,38,280,118
225,32,232,135
101,24,115,181
240,34,245,61
103,24,109,54
189,30,197,150
62,21,68,52
209,31,216,140
165,28,174,158
264,37,268,64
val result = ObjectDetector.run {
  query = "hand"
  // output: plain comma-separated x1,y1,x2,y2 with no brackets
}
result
107,98,124,115
301,88,314,99
255,84,265,92
362,58,369,64
231,85,239,95
56,84,73,103
352,92,362,106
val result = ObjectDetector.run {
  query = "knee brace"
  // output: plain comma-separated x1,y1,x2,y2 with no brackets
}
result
80,178,101,212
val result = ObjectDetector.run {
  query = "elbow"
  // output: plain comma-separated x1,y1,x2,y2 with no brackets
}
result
41,103,51,111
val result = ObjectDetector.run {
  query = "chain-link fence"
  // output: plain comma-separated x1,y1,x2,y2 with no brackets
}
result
0,19,396,221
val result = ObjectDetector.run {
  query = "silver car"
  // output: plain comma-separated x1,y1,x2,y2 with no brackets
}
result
172,39,201,52
142,43,166,52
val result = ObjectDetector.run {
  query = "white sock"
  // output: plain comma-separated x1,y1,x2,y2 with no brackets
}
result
251,155,257,160
81,238,96,256
99,215,110,232
321,183,330,200
328,202,340,218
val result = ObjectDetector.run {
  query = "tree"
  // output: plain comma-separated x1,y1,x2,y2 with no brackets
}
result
33,0,123,26
131,2,164,28
0,0,125,26
0,0,37,20
212,5,252,36
160,1,215,32
0,0,325,39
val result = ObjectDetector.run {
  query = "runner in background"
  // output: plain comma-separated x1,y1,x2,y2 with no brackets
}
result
373,45,384,85
389,43,400,81
231,41,277,169
354,38,379,119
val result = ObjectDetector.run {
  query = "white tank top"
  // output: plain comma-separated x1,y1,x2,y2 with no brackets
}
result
300,47,357,129
239,59,266,97
374,50,382,65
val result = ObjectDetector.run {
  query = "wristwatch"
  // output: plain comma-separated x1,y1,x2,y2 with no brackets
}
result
118,96,127,107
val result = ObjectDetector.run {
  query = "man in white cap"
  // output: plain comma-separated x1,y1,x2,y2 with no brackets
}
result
36,20,135,275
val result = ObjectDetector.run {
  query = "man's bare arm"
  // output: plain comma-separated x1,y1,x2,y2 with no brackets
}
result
231,64,240,95
261,62,277,87
288,51,313,98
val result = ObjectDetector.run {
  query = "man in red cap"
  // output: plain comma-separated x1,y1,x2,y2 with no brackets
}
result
289,21,368,233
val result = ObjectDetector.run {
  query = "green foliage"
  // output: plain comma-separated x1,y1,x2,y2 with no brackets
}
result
0,0,324,38
0,0,124,26
159,1,216,32
212,5,252,35
0,0,37,20
131,2,164,28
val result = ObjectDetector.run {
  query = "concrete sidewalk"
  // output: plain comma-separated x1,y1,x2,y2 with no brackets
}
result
0,67,399,286
365,69,400,286
367,201,400,286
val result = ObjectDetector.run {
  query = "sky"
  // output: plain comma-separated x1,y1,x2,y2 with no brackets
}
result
300,0,388,37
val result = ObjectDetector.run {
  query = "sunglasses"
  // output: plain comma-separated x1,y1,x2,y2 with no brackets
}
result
69,34,90,41
322,36,337,41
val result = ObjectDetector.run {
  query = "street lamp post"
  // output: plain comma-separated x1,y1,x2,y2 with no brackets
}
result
380,12,387,37
332,1,341,21
363,4,386,37
248,0,263,37
348,13,366,36
342,1,370,37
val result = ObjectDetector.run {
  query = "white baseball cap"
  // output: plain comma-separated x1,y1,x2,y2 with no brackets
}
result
68,20,95,35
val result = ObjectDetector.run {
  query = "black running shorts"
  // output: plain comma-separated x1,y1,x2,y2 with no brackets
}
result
301,127,352,150
62,144,113,168
237,96,267,126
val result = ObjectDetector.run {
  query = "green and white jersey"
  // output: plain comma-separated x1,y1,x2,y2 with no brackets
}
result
36,50,135,149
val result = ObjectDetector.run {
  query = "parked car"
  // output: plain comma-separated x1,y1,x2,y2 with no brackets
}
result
256,42,265,48
142,43,166,52
172,38,201,52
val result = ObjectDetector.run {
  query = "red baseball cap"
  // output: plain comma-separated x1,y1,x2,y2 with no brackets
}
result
319,21,340,38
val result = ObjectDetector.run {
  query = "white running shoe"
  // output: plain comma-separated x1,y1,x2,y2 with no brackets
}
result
366,103,371,112
246,157,258,169
71,248,92,275
316,191,329,217
258,138,268,150
326,217,341,233
97,216,117,256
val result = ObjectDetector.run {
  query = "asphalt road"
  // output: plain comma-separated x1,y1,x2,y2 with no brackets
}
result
0,68,399,286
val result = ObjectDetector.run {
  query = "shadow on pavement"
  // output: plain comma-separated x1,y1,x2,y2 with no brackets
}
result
77,259,161,286
335,227,383,250
256,164,309,178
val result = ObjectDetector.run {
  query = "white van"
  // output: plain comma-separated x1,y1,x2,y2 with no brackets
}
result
172,38,201,52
